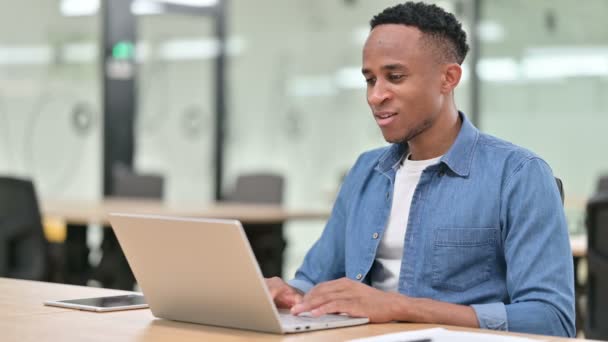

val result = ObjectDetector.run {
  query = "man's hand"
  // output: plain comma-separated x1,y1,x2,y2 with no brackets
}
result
289,277,402,323
265,277,303,309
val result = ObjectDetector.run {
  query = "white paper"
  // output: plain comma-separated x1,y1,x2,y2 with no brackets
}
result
348,327,544,342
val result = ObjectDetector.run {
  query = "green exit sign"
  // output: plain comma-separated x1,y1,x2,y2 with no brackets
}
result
112,41,135,60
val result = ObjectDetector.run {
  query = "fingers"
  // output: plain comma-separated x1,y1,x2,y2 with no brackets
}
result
287,292,303,305
265,277,303,309
303,278,350,302
291,295,340,314
307,278,351,296
310,299,360,317
291,279,356,314
269,277,364,314
303,299,366,319
265,277,284,298
291,278,373,315
277,291,303,308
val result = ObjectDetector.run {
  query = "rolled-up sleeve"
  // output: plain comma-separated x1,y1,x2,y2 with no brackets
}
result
287,278,315,294
472,302,508,331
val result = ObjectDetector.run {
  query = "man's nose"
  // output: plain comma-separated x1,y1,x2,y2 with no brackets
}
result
368,83,391,106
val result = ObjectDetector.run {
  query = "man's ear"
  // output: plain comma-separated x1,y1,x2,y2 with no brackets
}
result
440,63,462,94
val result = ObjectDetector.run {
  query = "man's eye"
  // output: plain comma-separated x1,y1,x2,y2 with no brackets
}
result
365,77,376,85
388,74,404,81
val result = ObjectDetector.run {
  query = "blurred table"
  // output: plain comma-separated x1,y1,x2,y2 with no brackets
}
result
570,234,587,258
42,197,331,226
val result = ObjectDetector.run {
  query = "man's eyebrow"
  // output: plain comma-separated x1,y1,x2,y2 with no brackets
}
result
382,63,407,71
362,64,408,74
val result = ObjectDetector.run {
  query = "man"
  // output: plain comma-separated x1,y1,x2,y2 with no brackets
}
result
266,2,575,337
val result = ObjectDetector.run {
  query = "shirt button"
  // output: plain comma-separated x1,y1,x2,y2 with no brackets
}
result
372,232,379,239
385,192,390,201
356,273,362,280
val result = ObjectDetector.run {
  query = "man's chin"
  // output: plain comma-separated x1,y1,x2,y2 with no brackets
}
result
381,127,422,144
382,133,408,144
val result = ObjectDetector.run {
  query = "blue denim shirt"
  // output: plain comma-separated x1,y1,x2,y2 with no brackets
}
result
288,113,575,337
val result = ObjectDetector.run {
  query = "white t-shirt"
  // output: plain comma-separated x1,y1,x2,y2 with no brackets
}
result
371,154,442,292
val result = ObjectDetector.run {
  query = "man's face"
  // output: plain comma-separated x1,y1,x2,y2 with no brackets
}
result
362,24,445,144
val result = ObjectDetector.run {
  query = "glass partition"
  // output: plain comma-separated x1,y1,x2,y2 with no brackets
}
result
0,1,101,201
135,13,216,204
480,0,608,234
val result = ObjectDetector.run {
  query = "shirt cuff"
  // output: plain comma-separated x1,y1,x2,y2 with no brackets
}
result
287,278,315,294
471,302,509,331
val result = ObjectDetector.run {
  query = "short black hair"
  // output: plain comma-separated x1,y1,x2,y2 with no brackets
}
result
370,2,469,65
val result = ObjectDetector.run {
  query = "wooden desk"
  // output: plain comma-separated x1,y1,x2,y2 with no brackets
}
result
42,198,331,225
0,278,587,341
0,278,129,318
570,234,587,258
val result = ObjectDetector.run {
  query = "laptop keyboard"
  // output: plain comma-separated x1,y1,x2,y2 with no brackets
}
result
279,310,356,326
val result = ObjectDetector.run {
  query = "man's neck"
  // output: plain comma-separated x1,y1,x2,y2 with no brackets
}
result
407,109,461,161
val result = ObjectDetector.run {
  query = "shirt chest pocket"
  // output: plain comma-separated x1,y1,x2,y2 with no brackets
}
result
431,227,498,292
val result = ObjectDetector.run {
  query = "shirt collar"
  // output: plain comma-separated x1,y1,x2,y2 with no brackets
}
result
375,112,479,177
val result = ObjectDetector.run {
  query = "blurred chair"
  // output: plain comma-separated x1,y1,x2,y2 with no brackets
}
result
112,164,164,198
597,175,608,194
555,177,564,204
556,177,585,333
0,177,48,280
227,173,284,204
92,165,164,290
225,173,286,278
585,192,608,339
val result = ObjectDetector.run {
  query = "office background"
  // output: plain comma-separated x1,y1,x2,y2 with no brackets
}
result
0,0,606,280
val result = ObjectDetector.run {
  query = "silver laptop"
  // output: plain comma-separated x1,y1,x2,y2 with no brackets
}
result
109,213,369,334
